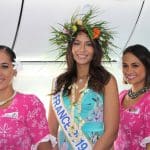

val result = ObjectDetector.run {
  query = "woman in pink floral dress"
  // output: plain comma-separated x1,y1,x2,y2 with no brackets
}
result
0,45,56,150
114,44,150,150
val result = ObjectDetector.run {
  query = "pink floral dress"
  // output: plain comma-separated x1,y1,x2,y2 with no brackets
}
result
114,90,150,150
0,92,50,150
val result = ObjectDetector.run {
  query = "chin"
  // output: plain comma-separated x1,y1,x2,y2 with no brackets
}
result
126,80,135,84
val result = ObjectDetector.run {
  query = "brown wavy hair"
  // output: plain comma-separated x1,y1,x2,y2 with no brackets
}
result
52,30,111,95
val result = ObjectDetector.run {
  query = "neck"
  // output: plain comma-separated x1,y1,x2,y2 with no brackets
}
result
0,88,15,101
77,74,89,79
0,90,16,106
77,64,89,76
77,72,89,79
131,83,145,92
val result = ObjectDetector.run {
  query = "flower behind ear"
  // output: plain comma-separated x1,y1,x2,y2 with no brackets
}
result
12,59,23,71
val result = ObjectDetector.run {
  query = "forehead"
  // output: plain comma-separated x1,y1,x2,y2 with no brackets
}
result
0,50,12,63
76,31,90,40
123,52,141,63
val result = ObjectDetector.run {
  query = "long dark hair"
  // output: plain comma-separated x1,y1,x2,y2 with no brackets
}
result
123,44,150,87
0,45,16,62
53,30,111,95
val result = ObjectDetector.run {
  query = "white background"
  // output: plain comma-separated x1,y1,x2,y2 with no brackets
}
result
0,0,148,115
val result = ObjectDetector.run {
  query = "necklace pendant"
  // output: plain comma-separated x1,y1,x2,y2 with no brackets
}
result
78,79,83,84
128,87,149,99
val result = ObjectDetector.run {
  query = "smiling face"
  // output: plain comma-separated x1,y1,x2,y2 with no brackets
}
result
72,31,94,66
122,52,146,88
0,50,16,91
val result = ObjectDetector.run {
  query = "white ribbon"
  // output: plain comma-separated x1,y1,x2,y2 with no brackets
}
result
52,92,92,150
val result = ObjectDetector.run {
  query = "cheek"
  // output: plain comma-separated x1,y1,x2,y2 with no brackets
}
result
72,49,75,55
71,48,76,55
138,67,146,76
72,45,78,52
13,70,17,76
71,51,76,60
122,68,126,74
139,71,146,80
6,70,15,79
88,48,94,57
89,53,94,61
122,67,129,74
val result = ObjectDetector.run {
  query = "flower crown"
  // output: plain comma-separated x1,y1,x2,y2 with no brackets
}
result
49,7,115,60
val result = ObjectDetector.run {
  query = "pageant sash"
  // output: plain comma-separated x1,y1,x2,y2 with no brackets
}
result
52,92,92,150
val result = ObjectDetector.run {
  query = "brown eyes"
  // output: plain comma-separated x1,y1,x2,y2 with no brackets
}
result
73,41,92,47
0,63,9,69
73,42,79,45
122,64,139,68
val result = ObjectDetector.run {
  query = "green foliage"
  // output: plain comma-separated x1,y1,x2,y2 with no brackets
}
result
49,7,116,61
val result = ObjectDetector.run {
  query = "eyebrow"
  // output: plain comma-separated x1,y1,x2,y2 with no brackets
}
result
122,62,141,65
0,62,9,65
74,39,91,42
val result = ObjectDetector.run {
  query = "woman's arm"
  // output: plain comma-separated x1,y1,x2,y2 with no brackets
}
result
146,143,150,150
38,141,52,150
93,75,120,150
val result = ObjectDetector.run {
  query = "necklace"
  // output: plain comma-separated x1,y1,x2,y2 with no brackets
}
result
72,76,89,104
128,87,149,99
71,77,89,129
0,91,16,106
78,75,89,84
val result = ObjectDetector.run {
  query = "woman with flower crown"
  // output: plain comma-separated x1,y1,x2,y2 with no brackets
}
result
114,44,150,150
0,45,56,150
48,8,119,150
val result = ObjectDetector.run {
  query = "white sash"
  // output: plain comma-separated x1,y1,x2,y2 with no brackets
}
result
52,92,92,150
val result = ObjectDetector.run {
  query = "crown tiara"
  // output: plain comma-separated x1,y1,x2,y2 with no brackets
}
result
49,7,116,61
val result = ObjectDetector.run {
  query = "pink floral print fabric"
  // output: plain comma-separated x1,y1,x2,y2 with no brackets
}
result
0,92,50,150
114,90,150,150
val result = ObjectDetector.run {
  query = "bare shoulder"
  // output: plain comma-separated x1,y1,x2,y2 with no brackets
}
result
105,74,118,88
104,74,119,107
103,74,119,98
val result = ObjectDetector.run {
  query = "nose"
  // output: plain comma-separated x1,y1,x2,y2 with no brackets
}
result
0,66,5,74
0,69,3,75
124,66,133,74
79,43,86,52
0,67,2,72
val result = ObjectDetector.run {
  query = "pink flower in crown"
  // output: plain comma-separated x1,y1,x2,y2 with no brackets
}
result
63,28,70,35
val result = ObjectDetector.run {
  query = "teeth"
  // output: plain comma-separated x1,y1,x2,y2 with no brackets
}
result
78,54,87,58
126,75,136,80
